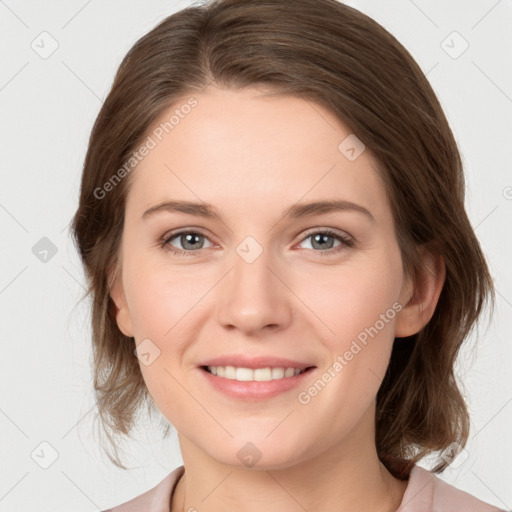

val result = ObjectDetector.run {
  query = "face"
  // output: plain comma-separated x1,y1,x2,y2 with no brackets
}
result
111,85,417,470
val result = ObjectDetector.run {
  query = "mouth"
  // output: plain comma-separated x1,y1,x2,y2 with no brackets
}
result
200,365,315,382
198,363,317,400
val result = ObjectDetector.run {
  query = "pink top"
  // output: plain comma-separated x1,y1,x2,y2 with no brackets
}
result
102,464,506,512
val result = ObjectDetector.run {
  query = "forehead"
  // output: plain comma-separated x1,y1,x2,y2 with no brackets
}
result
126,86,391,226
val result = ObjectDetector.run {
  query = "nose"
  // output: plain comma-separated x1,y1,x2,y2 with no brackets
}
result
216,244,293,335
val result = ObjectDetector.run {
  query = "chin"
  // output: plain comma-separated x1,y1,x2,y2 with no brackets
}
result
206,436,314,471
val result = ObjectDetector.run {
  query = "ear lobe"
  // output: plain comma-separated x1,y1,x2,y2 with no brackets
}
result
394,247,446,338
108,264,134,338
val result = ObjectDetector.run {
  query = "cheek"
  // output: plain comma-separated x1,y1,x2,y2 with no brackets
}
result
293,252,402,405
126,277,172,341
295,254,402,347
123,252,208,341
122,257,213,397
122,261,200,409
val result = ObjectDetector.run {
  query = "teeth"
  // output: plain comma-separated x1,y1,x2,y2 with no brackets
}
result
206,366,305,381
225,366,236,379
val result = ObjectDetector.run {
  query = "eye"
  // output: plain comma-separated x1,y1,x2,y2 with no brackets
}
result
159,228,354,257
296,229,354,256
160,229,214,256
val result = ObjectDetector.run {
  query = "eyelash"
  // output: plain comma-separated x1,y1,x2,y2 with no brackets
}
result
159,228,355,257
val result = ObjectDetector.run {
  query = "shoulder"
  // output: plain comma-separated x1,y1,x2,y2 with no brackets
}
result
398,464,506,512
101,465,185,512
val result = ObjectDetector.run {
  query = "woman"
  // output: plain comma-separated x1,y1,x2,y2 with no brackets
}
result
71,0,505,510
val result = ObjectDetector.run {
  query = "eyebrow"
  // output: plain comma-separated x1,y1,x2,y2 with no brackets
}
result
142,199,375,223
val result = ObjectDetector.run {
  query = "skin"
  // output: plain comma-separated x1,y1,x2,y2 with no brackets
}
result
110,85,445,512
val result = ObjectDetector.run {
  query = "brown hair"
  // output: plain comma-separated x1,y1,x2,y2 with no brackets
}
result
71,0,495,473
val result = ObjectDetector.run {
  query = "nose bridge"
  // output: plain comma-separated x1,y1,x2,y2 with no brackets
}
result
217,235,290,333
231,237,276,308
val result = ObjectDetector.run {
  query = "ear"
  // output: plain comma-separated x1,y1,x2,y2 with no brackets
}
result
395,246,446,338
108,263,134,338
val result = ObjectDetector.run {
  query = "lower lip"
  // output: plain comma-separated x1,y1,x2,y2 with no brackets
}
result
198,367,316,401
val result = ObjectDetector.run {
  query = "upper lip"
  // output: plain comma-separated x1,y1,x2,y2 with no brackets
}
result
198,355,316,370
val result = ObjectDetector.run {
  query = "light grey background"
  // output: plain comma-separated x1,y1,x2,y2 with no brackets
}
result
1,0,511,510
